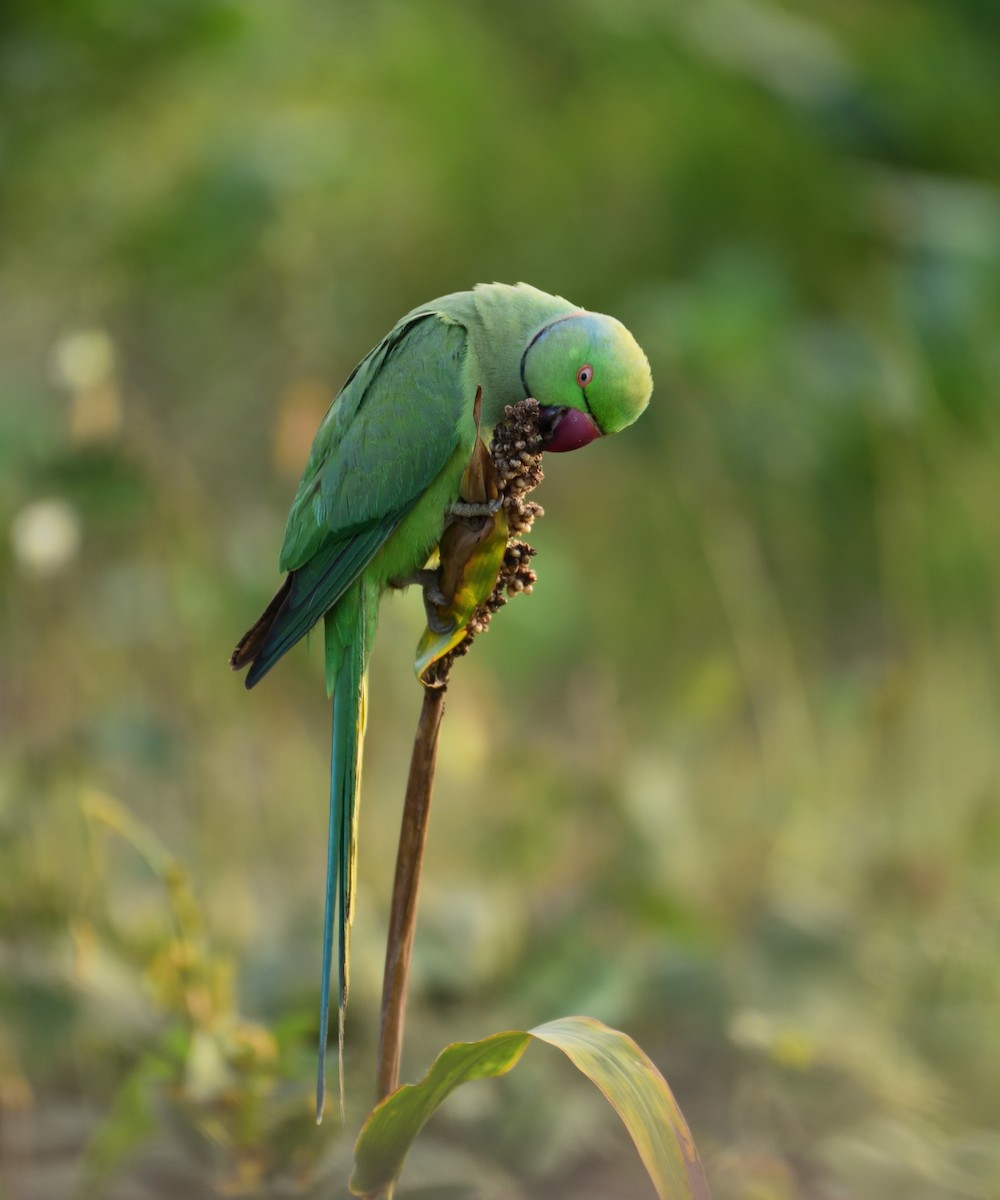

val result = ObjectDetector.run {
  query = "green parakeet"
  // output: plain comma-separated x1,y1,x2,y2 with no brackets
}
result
231,282,652,1116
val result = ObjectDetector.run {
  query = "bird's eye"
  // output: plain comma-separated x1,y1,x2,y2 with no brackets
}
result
576,363,594,388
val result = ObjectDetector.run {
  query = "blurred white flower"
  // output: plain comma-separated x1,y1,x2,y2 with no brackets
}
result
50,329,123,443
10,498,82,577
51,330,116,390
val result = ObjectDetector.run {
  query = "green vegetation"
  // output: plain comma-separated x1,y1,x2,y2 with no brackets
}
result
3,2,1000,1196
352,1018,706,1198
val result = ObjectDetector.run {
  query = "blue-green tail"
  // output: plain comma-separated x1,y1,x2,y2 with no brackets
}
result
316,608,367,1122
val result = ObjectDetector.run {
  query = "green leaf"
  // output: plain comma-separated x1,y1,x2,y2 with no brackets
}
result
351,1030,530,1196
413,505,507,683
530,1016,710,1200
350,1015,709,1199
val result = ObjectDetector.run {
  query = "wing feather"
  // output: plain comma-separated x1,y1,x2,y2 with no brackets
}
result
241,310,471,685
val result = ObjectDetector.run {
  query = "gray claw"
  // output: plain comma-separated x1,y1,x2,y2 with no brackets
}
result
448,496,502,518
424,604,455,635
393,567,455,634
421,573,453,633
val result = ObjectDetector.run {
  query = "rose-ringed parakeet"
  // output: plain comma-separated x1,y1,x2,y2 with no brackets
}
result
231,282,652,1117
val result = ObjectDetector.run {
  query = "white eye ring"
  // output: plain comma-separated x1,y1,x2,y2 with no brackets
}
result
576,363,594,387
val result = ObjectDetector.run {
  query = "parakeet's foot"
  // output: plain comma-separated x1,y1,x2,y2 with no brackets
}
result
390,568,454,634
448,496,502,518
391,567,446,605
420,576,454,635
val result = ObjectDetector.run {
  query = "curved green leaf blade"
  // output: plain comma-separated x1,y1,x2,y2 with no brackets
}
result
531,1015,710,1200
350,1031,530,1196
350,1016,709,1199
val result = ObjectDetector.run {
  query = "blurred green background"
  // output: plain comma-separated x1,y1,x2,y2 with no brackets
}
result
3,1,1000,1197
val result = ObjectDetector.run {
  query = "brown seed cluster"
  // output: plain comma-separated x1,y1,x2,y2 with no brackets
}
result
422,399,545,688
492,398,545,534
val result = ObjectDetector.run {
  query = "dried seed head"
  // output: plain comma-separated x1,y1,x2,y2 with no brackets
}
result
423,399,546,687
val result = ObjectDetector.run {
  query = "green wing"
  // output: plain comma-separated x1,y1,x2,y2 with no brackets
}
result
244,311,470,686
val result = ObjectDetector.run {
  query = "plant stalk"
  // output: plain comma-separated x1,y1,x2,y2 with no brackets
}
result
375,683,447,1103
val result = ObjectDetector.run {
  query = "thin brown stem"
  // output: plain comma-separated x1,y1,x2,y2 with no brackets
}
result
370,402,543,1198
375,684,447,1103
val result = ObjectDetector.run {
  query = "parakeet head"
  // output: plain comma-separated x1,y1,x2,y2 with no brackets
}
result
520,311,653,452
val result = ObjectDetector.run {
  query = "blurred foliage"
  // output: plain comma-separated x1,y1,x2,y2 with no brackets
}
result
2,1,1000,1197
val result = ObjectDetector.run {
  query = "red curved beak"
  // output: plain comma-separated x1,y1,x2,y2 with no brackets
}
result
537,406,603,453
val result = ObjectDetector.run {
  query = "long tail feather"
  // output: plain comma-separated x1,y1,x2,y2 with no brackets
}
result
316,610,367,1122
